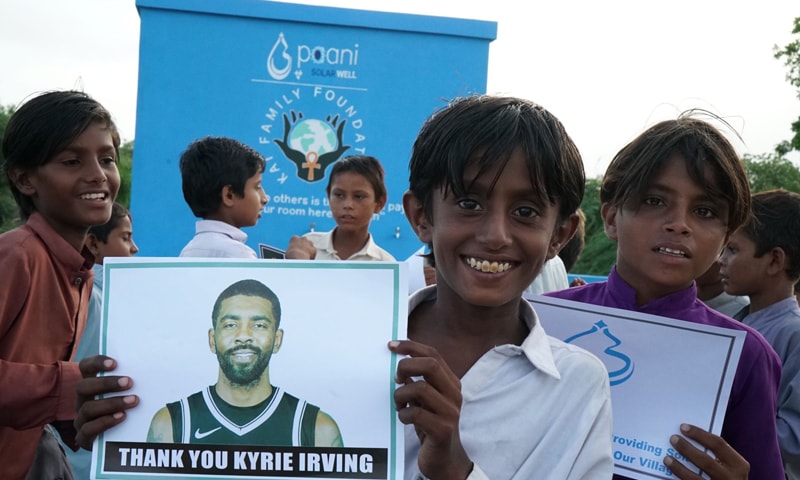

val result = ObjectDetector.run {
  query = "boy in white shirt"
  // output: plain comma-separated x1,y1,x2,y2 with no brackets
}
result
178,136,268,258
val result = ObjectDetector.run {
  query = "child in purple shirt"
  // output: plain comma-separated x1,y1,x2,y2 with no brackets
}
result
548,116,783,479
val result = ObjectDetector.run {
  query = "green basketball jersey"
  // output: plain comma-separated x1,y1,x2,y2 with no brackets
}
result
166,386,320,446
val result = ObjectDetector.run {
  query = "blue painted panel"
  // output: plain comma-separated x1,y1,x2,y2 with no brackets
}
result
131,0,496,258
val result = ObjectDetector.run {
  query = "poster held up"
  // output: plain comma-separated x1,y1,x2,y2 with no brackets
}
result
91,258,407,480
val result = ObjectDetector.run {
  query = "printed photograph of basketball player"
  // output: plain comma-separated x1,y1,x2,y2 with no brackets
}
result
147,279,343,447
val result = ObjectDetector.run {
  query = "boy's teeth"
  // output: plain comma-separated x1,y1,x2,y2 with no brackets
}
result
467,257,510,273
81,193,105,200
659,247,686,257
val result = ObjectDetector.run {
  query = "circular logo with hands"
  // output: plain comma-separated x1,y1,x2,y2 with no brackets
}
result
274,110,351,182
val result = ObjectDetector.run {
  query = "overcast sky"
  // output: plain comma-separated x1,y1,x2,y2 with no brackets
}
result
1,0,798,177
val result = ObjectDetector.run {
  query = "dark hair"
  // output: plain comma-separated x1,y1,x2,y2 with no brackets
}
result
409,95,584,222
558,208,586,272
211,279,282,328
739,189,800,281
180,137,266,218
326,155,387,203
601,114,750,233
2,90,120,220
88,202,131,243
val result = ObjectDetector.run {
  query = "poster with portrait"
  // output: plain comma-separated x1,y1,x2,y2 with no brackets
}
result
529,295,746,480
90,258,408,480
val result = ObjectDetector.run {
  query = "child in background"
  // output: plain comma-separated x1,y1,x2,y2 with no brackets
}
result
302,155,395,261
560,208,588,287
547,115,783,478
559,207,586,273
179,136,268,258
525,209,585,294
524,257,569,294
84,202,139,356
719,189,800,477
0,90,120,479
60,202,138,479
73,95,614,479
695,259,749,318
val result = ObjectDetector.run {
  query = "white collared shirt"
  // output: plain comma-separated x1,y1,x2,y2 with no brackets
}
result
304,229,395,261
525,256,569,295
404,287,613,480
179,220,257,259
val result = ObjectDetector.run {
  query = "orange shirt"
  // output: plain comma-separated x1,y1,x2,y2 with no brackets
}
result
0,212,93,479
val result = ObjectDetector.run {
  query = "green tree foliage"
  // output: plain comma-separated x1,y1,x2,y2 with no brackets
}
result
0,104,132,234
774,16,800,154
573,177,617,276
117,140,133,208
743,152,800,194
0,104,20,232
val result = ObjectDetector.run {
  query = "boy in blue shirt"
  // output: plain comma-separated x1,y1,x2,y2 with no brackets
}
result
719,188,800,477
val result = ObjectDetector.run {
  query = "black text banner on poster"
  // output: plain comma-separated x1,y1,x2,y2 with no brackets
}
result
104,442,388,478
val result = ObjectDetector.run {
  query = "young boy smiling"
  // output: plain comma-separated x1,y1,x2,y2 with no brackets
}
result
391,95,613,479
0,90,120,478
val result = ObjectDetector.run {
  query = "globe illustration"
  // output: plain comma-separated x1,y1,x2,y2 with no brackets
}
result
288,119,337,156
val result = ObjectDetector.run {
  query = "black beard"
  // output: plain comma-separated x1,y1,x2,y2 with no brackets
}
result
217,345,270,387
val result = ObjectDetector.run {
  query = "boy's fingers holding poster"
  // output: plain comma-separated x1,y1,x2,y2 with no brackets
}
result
389,340,461,397
664,424,749,480
74,355,139,450
74,388,138,450
389,340,461,427
76,355,134,401
393,376,459,428
388,340,471,479
74,401,135,451
78,355,116,379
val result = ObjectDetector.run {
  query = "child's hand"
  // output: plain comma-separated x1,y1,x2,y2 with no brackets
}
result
664,424,749,479
388,340,473,480
74,355,138,451
569,277,587,287
285,235,316,260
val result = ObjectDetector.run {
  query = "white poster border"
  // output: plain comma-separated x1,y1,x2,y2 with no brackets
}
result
528,294,745,480
90,258,408,480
